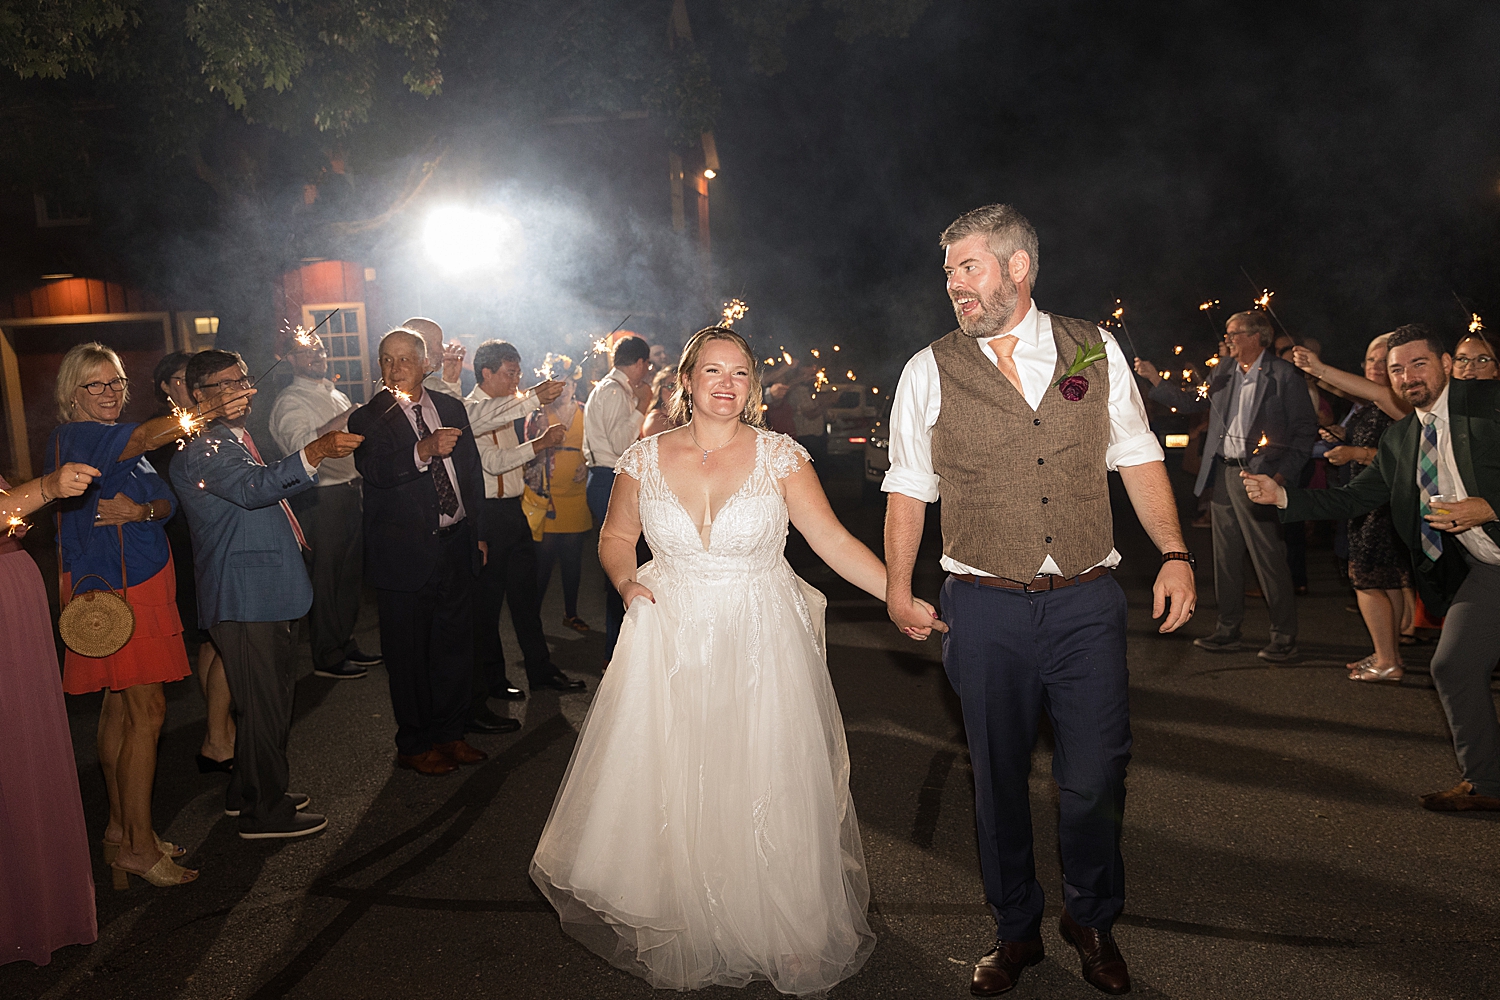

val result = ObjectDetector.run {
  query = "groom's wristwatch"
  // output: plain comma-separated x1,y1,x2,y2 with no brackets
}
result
1161,550,1195,568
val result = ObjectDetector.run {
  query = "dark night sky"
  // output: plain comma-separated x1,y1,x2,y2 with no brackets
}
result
698,1,1500,377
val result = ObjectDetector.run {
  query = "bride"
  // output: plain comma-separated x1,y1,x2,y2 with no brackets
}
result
531,327,939,994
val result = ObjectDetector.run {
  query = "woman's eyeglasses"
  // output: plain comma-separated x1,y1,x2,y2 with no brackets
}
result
1453,356,1495,368
79,377,128,395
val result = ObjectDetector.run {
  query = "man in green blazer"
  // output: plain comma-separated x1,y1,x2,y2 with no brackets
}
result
1242,328,1500,815
1242,324,1500,812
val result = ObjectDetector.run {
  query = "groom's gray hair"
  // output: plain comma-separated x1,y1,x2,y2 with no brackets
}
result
940,204,1040,289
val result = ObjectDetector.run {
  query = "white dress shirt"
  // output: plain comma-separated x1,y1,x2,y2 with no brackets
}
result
1417,385,1500,566
1221,359,1264,459
467,385,536,499
884,303,1164,577
582,368,646,469
398,389,467,527
268,375,357,486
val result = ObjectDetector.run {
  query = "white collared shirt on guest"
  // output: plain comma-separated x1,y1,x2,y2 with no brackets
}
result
582,368,645,470
397,388,467,527
466,385,536,499
1221,354,1265,459
1416,384,1500,566
268,375,358,486
884,302,1164,578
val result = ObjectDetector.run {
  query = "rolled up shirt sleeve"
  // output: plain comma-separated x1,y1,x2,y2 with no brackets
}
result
882,348,943,503
1099,326,1166,470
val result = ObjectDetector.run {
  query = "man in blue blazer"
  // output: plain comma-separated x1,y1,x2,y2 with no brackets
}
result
173,350,363,838
1245,325,1500,812
1139,310,1318,661
348,329,489,777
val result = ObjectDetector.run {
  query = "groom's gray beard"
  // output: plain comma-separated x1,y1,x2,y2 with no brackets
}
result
954,277,1020,338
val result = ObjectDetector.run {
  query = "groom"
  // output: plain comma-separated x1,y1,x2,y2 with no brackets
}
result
885,204,1196,996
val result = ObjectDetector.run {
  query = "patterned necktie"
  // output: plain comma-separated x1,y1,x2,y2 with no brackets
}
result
1417,413,1445,562
989,334,1024,395
411,399,461,517
239,429,310,551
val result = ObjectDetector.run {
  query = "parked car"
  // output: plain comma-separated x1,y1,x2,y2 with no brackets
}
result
863,397,892,496
824,384,879,454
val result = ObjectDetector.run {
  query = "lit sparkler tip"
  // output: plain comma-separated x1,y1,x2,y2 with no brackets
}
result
1112,306,1124,320
1196,383,1210,400
293,326,317,348
1198,299,1219,311
1206,356,1221,366
781,350,794,366
720,298,750,326
1470,312,1484,333
6,515,25,536
393,389,413,403
1254,289,1275,309
845,370,856,381
831,345,840,352
810,348,820,358
1173,345,1184,355
1181,369,1193,380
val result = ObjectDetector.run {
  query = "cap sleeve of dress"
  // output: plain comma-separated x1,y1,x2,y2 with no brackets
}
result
615,439,649,481
765,430,812,480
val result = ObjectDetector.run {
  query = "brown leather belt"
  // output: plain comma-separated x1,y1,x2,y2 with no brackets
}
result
952,565,1111,593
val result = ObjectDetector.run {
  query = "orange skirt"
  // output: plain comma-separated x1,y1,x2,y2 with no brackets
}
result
62,553,192,695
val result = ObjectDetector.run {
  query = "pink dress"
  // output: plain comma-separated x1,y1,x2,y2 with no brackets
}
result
0,484,97,966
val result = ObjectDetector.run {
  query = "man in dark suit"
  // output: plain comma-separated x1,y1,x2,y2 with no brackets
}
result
1245,324,1500,812
1138,309,1317,661
348,329,489,777
174,350,363,837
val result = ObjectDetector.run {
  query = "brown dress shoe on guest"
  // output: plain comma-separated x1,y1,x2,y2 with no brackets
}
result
1419,780,1500,812
434,740,488,766
397,750,458,776
970,938,1043,996
1059,910,1131,994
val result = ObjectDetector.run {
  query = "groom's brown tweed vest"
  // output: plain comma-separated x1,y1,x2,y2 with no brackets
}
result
930,313,1113,581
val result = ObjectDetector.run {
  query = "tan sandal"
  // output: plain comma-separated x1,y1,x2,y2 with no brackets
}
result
111,852,198,889
102,835,187,865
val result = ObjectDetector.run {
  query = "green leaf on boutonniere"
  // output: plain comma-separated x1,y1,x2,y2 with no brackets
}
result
1054,341,1108,387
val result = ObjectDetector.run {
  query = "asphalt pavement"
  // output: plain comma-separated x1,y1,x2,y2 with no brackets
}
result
4,458,1497,1000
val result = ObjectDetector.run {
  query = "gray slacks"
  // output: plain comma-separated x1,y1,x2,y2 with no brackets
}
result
1430,555,1500,797
290,480,364,670
210,619,299,830
1211,460,1297,644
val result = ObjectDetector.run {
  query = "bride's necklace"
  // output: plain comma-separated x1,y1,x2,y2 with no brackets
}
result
688,421,739,465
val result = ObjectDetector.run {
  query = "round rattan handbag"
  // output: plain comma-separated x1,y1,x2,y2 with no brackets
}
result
58,524,135,658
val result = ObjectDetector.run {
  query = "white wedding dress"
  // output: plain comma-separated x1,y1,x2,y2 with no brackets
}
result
530,428,875,994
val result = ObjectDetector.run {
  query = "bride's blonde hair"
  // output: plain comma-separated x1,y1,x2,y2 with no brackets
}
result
669,327,766,428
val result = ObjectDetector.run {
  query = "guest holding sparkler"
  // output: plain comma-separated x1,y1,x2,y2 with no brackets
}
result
1,462,101,963
403,315,567,433
269,328,383,681
582,335,652,659
1453,330,1498,381
1244,325,1500,811
405,316,470,398
1137,310,1317,662
533,356,595,632
46,343,201,888
143,352,237,774
466,340,581,732
173,349,362,838
349,330,488,776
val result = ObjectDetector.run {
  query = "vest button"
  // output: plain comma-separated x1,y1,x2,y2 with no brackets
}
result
1037,458,1044,465
1041,497,1049,504
1033,418,1041,426
1046,536,1053,543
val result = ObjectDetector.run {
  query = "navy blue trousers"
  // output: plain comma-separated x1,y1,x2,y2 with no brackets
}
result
941,572,1132,940
586,467,625,657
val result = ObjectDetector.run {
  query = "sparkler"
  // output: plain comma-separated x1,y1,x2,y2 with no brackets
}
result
846,370,857,381
1198,298,1222,336
721,299,749,326
6,514,24,536
1253,432,1269,455
1471,313,1485,334
250,309,343,394
1196,383,1211,400
1239,268,1287,335
1105,298,1140,360
782,350,794,366
1174,345,1184,355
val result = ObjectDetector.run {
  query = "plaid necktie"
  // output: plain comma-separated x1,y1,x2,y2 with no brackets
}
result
239,429,310,551
411,400,461,517
1417,413,1445,562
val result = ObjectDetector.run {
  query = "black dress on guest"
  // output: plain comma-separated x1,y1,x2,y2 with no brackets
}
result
1344,404,1411,591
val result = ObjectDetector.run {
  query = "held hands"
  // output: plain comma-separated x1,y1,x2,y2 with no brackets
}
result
306,430,365,467
889,594,949,641
1425,497,1497,533
416,426,463,462
1132,357,1164,386
1152,559,1197,633
532,380,565,405
441,341,466,383
1240,471,1285,506
532,424,567,451
620,580,655,607
43,463,101,501
95,492,147,526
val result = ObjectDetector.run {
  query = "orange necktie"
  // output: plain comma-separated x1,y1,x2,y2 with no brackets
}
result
989,334,1024,396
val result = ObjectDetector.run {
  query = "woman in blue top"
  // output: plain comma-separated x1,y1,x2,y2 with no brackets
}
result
46,343,198,888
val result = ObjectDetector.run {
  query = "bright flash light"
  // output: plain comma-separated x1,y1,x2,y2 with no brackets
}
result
703,168,717,179
423,206,522,273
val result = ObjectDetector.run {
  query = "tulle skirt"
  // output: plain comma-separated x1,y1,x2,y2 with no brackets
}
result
531,560,874,994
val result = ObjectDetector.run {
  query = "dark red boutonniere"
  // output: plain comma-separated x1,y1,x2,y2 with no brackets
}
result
1055,341,1108,401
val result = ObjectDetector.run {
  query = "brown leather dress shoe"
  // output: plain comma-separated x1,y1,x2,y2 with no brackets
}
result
1059,910,1131,994
970,938,1043,996
434,740,488,766
397,750,458,776
1420,780,1500,812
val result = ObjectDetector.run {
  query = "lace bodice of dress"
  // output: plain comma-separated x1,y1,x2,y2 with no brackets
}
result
615,428,809,587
